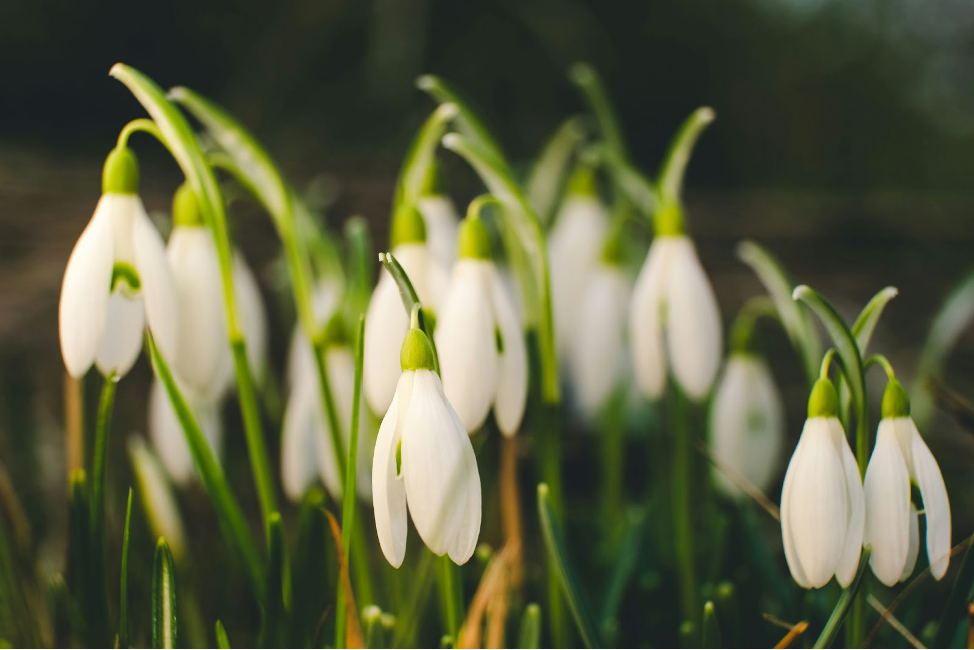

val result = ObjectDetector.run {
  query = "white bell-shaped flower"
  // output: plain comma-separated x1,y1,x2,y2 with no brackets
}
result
364,206,448,414
59,147,177,378
147,377,223,486
709,353,784,500
864,379,950,586
435,216,528,436
547,168,608,357
629,220,722,400
568,257,632,417
780,377,864,589
418,194,460,267
281,325,373,503
372,324,481,568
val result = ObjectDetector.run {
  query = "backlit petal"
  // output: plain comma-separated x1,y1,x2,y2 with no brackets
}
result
780,434,812,589
909,419,951,579
95,291,145,377
148,378,222,486
372,378,407,567
418,195,460,267
364,273,408,414
629,238,673,399
834,419,865,588
281,382,324,502
864,423,911,586
447,400,482,564
132,200,178,364
491,267,528,436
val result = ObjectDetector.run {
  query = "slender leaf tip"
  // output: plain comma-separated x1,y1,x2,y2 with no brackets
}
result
568,62,596,85
416,74,437,91
441,133,462,150
792,285,810,301
437,102,459,120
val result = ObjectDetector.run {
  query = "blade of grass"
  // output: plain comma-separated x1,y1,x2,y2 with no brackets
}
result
260,513,289,647
118,488,133,648
87,374,116,647
519,603,542,649
152,538,178,649
291,489,334,646
702,601,722,649
215,620,230,648
812,547,871,649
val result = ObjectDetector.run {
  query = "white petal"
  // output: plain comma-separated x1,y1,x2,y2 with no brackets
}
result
364,272,409,414
234,251,268,382
629,237,673,399
664,237,722,400
909,419,951,580
780,433,812,589
490,267,528,436
59,197,114,378
132,199,178,365
786,418,848,588
394,242,448,312
901,507,921,581
166,227,229,400
547,196,608,356
280,382,324,502
569,265,631,418
95,291,145,377
286,327,316,392
401,370,471,556
435,260,499,434
834,419,865,588
448,400,482,564
863,423,911,586
372,376,408,567
148,378,222,486
418,195,460,267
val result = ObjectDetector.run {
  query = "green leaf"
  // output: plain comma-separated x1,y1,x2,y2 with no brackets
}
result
169,85,289,227
526,116,586,227
839,286,898,419
595,145,658,216
146,334,263,598
568,63,628,162
442,133,560,404
152,538,178,649
737,241,821,385
813,547,871,649
291,489,335,647
934,534,974,647
378,252,440,374
599,509,645,636
518,603,542,649
87,375,116,648
657,107,715,205
67,469,98,647
701,601,722,649
537,483,603,648
127,437,187,564
395,103,459,210
260,513,289,648
215,620,230,649
118,488,133,649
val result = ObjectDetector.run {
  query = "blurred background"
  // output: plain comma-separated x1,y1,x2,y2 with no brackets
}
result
1,0,973,645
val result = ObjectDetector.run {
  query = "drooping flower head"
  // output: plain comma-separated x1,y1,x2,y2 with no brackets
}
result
780,376,864,589
372,318,481,567
435,207,528,435
59,146,177,378
864,378,950,586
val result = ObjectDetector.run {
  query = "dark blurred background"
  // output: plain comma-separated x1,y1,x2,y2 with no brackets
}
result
1,0,973,644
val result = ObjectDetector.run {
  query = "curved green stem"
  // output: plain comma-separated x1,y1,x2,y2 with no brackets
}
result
863,354,895,379
728,296,778,354
88,372,117,646
568,63,628,164
658,107,715,205
116,118,166,151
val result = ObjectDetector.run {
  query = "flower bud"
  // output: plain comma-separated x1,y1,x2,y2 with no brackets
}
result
102,146,140,195
390,205,427,247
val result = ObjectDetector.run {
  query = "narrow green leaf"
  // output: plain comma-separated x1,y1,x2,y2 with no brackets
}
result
291,489,335,646
169,85,289,227
146,334,263,598
215,620,230,649
395,103,459,210
934,534,974,647
87,375,116,648
152,538,178,649
118,488,133,649
600,508,645,630
737,241,821,385
839,286,899,418
260,513,289,648
67,469,97,647
442,133,560,404
417,75,508,170
362,605,385,648
812,546,871,649
526,116,586,226
657,107,715,204
537,483,603,648
701,601,721,649
596,145,658,216
518,603,542,649
379,251,421,314
568,63,628,162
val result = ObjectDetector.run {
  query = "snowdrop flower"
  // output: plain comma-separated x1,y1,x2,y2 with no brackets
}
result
59,147,177,378
709,353,784,500
373,321,481,567
547,166,608,357
418,194,460,267
864,378,950,586
282,318,372,502
364,205,448,414
780,377,864,589
629,204,722,401
568,246,632,417
435,215,528,435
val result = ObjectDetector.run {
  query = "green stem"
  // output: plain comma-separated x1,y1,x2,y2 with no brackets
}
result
600,389,626,531
88,373,117,646
116,118,166,151
229,339,276,524
728,296,778,354
437,554,463,640
670,385,697,624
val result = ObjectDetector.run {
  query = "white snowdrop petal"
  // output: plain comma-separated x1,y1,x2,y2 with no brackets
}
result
95,291,145,377
570,265,631,418
286,327,316,391
234,251,268,382
788,418,848,588
418,195,461,267
863,424,911,587
909,420,951,579
435,261,499,434
448,405,482,565
629,237,672,399
780,435,812,589
148,378,222,485
665,237,722,401
401,371,469,556
59,198,115,378
132,200,178,364
364,273,409,414
491,268,529,436
901,507,920,581
833,420,865,588
281,383,324,502
394,242,448,312
372,379,407,568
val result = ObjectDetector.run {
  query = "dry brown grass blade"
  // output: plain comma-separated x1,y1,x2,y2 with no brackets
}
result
773,621,808,648
485,578,509,649
763,613,798,631
695,439,780,520
457,544,515,649
64,372,82,474
867,594,925,649
323,509,365,649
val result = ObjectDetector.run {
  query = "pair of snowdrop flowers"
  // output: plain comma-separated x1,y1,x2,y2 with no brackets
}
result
781,376,950,589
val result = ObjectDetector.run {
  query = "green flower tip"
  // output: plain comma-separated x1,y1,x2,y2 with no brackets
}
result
419,159,446,197
458,216,491,260
567,163,598,198
319,313,348,348
654,201,684,237
102,146,139,195
881,378,911,419
400,327,436,372
390,204,427,247
172,183,203,227
807,377,839,418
